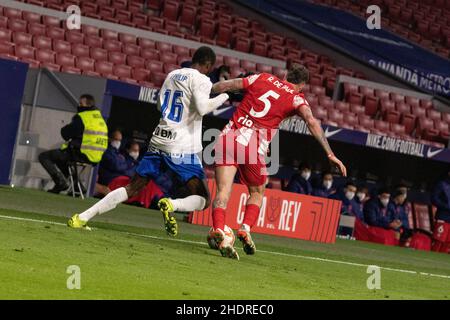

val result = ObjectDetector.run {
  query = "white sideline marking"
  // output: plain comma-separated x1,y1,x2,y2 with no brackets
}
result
1,214,450,280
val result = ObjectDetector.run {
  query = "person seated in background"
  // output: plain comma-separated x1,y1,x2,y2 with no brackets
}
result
123,140,141,173
388,188,413,243
39,94,108,194
364,188,401,231
286,163,313,195
355,185,370,212
208,65,230,84
431,169,450,253
312,171,336,198
95,130,136,196
330,181,363,220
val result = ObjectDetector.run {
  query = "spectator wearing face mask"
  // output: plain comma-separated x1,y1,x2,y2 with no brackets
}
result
355,185,370,212
97,129,131,188
312,172,336,198
388,188,413,243
364,188,401,230
124,140,140,173
330,181,363,220
286,163,313,195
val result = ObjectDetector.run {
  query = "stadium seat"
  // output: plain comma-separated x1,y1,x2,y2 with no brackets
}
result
103,39,122,52
8,19,27,32
108,51,126,64
35,48,55,64
427,109,442,121
390,123,406,135
417,117,435,137
160,52,177,65
363,95,379,116
76,56,95,72
88,46,107,61
113,64,132,78
234,37,251,53
162,1,180,21
15,44,35,60
400,114,417,134
150,71,166,87
0,41,14,54
28,23,46,36
132,68,151,81
95,60,114,74
349,104,365,115
412,203,431,232
216,23,232,48
84,36,103,48
12,32,32,46
335,101,350,113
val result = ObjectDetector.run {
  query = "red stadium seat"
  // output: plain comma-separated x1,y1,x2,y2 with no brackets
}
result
163,63,179,73
28,23,46,36
0,29,12,42
179,4,196,28
417,117,435,137
162,1,180,21
234,37,251,53
76,56,95,72
122,43,140,56
99,7,115,19
132,68,151,81
216,23,232,48
13,32,32,46
47,27,65,40
36,49,55,64
140,48,159,60
347,92,363,104
400,114,417,134
82,25,100,37
427,109,442,121
95,60,114,74
4,8,22,20
310,86,326,96
146,60,164,73
113,64,132,78
223,56,240,68
390,123,406,135
160,52,177,65
385,110,401,124
335,101,350,113
328,109,344,123
127,55,145,68
256,63,272,73
405,96,420,108
90,47,108,61
420,99,433,109
395,102,411,115
359,116,375,129
363,96,379,116
0,41,14,54
374,89,390,100
100,28,118,41
56,52,75,67
150,71,166,87
312,106,327,120
138,38,156,49
108,51,126,64
173,45,189,57
252,41,268,57
344,112,359,126
53,39,71,54
8,19,27,32
374,120,390,132
359,86,374,96
390,92,405,102
84,36,103,48
104,40,122,52
241,60,256,72
42,16,60,28
15,44,35,60
65,30,84,43
349,104,365,115
156,41,172,52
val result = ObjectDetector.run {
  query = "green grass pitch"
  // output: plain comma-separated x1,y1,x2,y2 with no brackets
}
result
0,186,449,299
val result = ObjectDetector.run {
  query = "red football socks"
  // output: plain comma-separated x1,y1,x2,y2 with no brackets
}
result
212,207,226,231
243,204,260,228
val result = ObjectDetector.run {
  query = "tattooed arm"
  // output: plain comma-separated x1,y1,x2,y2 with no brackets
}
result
297,104,347,177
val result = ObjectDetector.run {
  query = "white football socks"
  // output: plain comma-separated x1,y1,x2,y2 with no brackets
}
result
170,195,206,212
78,187,128,222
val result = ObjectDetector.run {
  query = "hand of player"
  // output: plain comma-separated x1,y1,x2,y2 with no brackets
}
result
328,154,347,177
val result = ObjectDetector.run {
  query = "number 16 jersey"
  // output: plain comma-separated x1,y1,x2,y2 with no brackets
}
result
150,68,213,154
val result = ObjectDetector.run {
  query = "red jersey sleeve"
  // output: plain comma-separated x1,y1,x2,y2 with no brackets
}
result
242,73,262,90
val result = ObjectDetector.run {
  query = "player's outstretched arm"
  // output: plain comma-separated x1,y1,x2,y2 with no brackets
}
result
212,78,244,94
298,105,347,177
193,81,230,116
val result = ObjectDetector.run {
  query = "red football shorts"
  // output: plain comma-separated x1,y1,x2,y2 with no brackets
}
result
214,127,267,187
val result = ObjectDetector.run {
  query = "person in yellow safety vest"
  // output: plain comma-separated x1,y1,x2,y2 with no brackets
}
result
39,94,108,194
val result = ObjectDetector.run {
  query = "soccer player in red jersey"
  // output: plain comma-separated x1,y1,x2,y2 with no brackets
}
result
208,64,347,259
